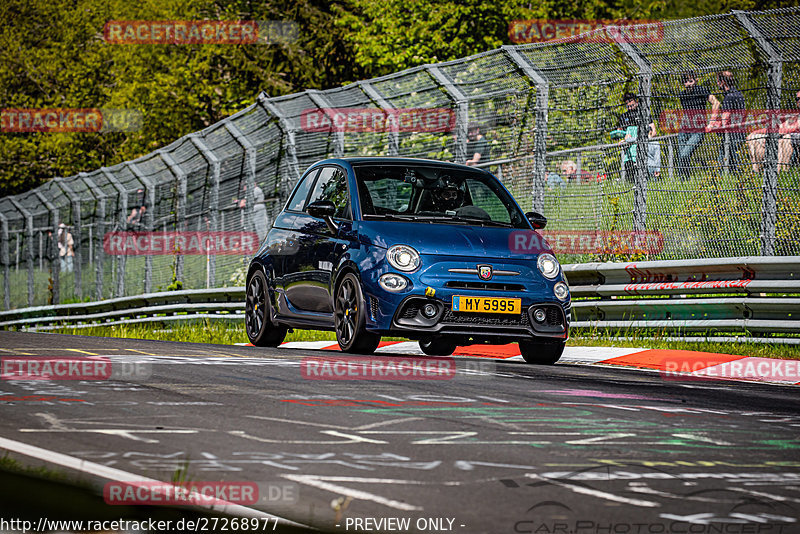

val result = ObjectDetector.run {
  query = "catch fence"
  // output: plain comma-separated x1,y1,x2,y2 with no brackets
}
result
2,8,800,309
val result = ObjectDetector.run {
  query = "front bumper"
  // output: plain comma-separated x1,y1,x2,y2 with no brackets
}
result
386,296,569,341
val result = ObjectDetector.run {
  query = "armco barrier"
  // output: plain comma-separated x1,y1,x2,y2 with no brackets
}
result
1,257,799,336
567,256,800,334
0,287,245,331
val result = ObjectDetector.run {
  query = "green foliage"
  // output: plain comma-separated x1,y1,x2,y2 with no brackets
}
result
0,0,792,197
0,0,360,197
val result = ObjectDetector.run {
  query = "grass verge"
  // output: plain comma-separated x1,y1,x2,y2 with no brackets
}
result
48,321,800,360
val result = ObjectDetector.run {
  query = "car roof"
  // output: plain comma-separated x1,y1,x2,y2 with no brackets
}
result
319,157,488,172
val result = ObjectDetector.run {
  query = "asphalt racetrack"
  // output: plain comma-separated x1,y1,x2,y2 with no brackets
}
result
0,330,798,533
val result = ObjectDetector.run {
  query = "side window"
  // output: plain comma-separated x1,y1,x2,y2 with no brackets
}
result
307,167,351,219
285,169,318,212
466,179,511,223
364,178,413,213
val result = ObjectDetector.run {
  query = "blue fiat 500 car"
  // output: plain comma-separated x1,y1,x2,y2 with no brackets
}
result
245,158,570,364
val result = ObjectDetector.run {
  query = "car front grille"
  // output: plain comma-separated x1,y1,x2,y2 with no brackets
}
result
443,309,530,327
400,301,421,319
545,306,562,327
369,296,380,320
445,281,525,292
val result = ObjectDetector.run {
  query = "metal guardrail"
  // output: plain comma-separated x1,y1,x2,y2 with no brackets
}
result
567,256,800,334
0,287,245,331
1,257,799,336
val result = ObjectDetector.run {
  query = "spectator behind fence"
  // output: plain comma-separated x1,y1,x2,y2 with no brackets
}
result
747,90,800,173
233,183,269,242
706,71,746,173
57,223,74,273
611,92,640,181
546,168,565,189
677,71,720,179
127,188,147,228
560,159,595,183
647,122,662,179
465,123,489,166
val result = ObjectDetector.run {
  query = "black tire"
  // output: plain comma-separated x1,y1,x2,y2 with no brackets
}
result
245,270,287,347
334,272,381,354
519,340,565,364
419,338,457,356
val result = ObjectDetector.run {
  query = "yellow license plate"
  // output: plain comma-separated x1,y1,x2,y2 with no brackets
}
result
451,296,521,314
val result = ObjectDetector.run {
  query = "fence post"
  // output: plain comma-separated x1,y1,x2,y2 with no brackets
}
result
0,212,8,310
127,163,154,294
668,139,674,181
8,199,33,306
81,174,106,300
33,191,60,305
612,31,652,232
190,134,220,287
503,46,549,213
224,121,257,243
734,10,782,256
258,94,302,201
159,151,187,284
54,179,82,300
101,168,128,297
307,90,345,158
427,65,469,164
360,81,400,156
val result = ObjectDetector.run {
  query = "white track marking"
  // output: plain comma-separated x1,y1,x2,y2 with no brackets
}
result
525,473,660,508
560,346,647,363
0,436,307,526
281,474,423,511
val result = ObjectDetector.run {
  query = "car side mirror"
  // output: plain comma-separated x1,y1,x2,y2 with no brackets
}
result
307,200,336,218
307,200,338,232
526,211,547,229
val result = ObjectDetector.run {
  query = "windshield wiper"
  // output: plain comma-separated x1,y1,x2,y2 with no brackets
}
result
364,212,511,227
364,213,443,222
364,213,470,223
445,215,513,227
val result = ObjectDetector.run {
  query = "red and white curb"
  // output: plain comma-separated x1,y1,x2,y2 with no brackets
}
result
273,341,800,386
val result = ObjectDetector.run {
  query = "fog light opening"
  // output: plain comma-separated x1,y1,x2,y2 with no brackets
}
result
422,303,438,318
533,308,547,323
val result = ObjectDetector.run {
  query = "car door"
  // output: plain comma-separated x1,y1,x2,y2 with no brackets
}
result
285,166,352,313
271,168,318,304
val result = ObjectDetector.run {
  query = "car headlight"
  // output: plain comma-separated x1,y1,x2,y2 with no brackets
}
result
554,281,570,301
379,273,409,292
537,253,560,279
387,245,420,272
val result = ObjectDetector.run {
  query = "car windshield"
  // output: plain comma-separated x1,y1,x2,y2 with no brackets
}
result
353,164,528,228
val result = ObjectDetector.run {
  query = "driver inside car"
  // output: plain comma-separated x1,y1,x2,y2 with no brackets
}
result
431,176,465,212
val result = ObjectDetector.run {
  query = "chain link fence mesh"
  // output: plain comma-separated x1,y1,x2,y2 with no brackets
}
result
2,8,800,309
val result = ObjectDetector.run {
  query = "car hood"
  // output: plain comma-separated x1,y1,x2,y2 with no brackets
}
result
358,220,552,260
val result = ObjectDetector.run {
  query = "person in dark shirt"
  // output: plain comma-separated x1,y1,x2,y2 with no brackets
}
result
618,92,639,128
706,70,746,172
615,93,640,181
465,123,489,166
677,72,720,178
